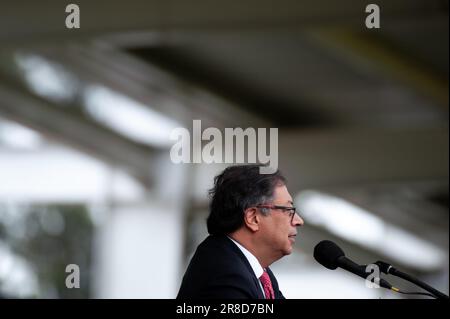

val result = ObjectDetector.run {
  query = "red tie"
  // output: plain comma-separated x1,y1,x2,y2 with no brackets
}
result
259,269,274,299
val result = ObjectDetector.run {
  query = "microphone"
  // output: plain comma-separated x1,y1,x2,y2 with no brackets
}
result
313,240,393,290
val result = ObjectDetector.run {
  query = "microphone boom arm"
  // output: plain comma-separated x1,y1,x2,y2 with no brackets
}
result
375,261,449,299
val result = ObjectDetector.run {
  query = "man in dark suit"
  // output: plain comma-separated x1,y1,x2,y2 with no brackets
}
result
177,164,304,299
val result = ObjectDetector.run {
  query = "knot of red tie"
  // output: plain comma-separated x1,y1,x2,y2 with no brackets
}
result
259,269,274,299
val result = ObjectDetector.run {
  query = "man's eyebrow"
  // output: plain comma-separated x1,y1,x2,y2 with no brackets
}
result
287,200,294,205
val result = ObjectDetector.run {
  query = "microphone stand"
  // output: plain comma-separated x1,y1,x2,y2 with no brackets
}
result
375,261,449,299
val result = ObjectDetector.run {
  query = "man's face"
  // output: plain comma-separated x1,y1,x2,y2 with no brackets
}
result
258,184,304,258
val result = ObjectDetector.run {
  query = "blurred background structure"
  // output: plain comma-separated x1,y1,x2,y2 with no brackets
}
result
0,0,448,298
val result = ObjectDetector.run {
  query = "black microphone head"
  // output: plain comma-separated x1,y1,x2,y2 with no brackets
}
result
314,240,345,270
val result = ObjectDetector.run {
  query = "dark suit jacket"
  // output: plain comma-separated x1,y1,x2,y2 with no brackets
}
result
177,234,285,299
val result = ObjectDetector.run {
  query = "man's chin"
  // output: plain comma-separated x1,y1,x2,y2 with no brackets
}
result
283,247,293,255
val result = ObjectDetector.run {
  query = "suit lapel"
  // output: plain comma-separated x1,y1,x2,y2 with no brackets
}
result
222,236,266,299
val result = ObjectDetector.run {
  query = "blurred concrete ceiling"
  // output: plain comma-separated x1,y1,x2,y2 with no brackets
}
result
1,0,447,127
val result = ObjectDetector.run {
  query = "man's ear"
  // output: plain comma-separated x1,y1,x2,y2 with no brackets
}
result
243,207,260,232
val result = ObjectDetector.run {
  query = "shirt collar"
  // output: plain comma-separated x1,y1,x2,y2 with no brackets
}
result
227,236,264,279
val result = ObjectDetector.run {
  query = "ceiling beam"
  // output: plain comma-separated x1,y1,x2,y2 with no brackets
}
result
0,0,446,47
279,127,449,192
41,45,270,129
0,75,158,187
306,28,449,109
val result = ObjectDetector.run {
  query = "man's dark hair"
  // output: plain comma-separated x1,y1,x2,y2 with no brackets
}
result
207,164,286,235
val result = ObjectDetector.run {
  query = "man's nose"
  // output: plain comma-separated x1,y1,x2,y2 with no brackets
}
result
292,213,304,226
